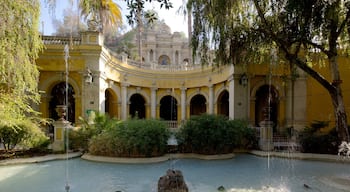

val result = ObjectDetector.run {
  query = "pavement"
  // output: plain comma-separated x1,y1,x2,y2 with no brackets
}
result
0,152,82,166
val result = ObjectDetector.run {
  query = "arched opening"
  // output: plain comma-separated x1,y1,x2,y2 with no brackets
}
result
105,88,118,118
160,95,177,120
190,94,207,116
129,93,146,119
49,82,75,123
150,49,154,62
175,51,179,65
158,55,170,65
255,84,279,129
217,90,229,117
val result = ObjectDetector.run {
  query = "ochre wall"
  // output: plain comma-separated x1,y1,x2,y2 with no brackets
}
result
306,56,350,130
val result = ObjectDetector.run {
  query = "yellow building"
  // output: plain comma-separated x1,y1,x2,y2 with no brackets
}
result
36,27,350,137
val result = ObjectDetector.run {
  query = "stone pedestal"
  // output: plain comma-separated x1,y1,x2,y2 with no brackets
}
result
259,120,274,151
158,169,188,192
52,105,72,152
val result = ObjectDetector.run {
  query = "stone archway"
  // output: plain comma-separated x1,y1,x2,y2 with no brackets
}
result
158,55,170,65
129,93,146,119
105,88,118,118
190,94,207,116
49,82,75,123
160,95,178,121
255,84,279,129
217,90,229,117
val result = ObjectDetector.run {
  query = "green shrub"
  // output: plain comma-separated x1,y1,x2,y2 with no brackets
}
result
0,119,49,151
299,121,339,154
89,118,170,157
176,114,254,154
69,112,118,151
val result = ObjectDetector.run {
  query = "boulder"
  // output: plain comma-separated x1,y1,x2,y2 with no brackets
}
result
158,169,188,192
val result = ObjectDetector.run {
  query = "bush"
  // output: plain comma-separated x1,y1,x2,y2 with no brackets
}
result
0,119,49,151
69,112,118,151
176,114,254,154
299,121,339,154
89,118,170,157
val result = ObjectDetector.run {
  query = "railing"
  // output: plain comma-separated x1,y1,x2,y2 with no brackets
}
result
104,47,206,71
42,35,81,45
126,59,205,71
42,36,208,71
252,127,301,151
164,121,178,129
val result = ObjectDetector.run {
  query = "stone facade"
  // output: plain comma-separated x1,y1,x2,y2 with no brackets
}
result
37,23,350,139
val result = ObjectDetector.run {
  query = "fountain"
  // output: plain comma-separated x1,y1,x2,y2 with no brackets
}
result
1,154,350,192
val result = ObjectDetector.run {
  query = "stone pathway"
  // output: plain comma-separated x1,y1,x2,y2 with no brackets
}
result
0,152,82,166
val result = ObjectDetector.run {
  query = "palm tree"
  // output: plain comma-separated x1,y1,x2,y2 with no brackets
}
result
79,0,122,33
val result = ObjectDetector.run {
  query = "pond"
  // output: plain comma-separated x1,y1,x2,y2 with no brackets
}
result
0,154,349,192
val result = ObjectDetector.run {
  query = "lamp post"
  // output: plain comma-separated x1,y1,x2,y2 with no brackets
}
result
239,73,248,86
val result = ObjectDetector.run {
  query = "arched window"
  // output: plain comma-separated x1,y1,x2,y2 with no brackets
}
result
217,90,229,117
158,55,170,65
255,85,279,129
175,51,179,65
160,95,177,120
190,94,207,116
150,50,154,62
129,94,146,119
49,82,75,123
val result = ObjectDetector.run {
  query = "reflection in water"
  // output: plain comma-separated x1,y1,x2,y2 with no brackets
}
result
0,154,349,192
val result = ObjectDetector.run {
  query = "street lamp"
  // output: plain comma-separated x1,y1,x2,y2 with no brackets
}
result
239,73,248,86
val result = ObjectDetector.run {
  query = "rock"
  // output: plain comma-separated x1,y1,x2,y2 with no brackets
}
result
158,169,188,192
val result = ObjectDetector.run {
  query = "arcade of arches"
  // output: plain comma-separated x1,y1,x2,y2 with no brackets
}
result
46,80,284,134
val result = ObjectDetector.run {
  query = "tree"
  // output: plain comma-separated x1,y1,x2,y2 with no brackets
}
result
188,0,350,141
0,0,48,150
79,0,123,33
125,0,173,62
52,7,87,37
0,0,43,124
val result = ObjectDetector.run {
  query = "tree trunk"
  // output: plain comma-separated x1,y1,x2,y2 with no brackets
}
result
328,53,349,142
286,54,350,142
330,88,349,142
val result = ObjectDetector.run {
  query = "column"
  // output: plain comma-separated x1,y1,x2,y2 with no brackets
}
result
181,87,187,121
121,83,128,120
151,87,157,118
208,84,214,114
228,75,235,119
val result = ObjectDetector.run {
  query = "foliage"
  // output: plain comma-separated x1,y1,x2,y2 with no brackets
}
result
0,0,43,124
298,121,340,154
52,7,87,36
69,111,118,151
79,0,122,33
0,0,46,152
125,0,173,26
188,0,350,141
89,118,170,157
176,114,255,154
0,119,49,151
227,119,258,149
105,29,138,56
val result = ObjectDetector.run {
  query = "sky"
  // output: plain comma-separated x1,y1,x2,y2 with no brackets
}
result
40,0,188,36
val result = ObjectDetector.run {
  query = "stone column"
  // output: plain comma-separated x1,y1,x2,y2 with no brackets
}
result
181,87,187,121
151,87,157,118
228,75,235,119
121,83,129,120
208,84,214,114
259,120,274,151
